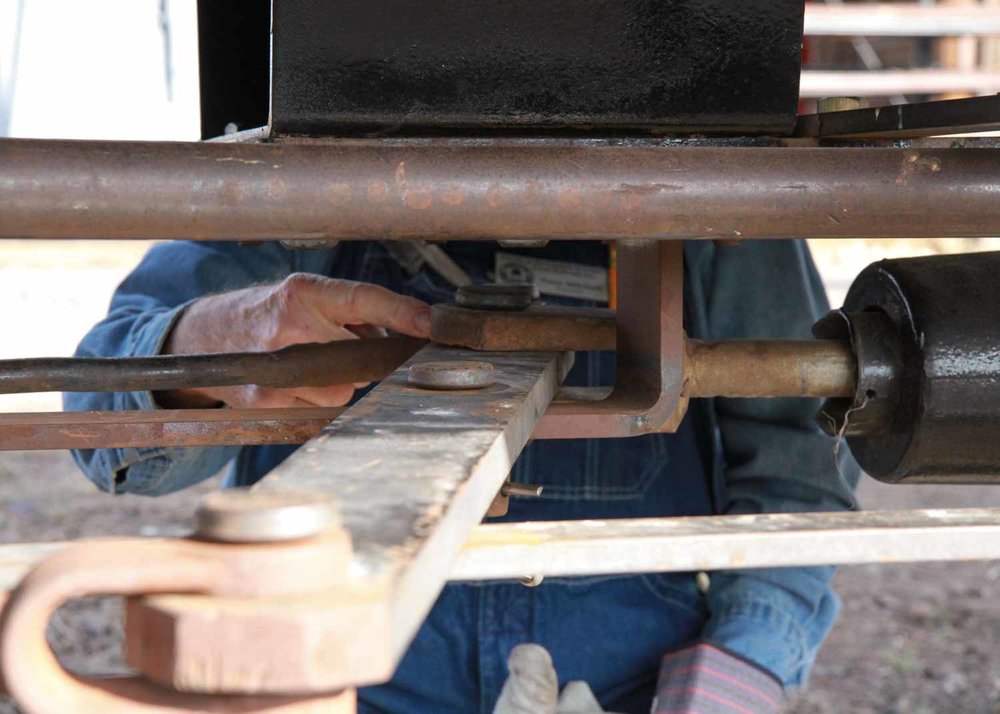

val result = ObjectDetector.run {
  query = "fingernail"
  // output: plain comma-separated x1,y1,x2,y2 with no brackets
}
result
414,309,432,336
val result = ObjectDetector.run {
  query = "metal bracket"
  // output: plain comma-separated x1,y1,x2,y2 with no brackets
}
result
534,240,687,439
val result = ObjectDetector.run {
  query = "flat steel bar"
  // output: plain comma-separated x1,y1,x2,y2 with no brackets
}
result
795,95,1000,139
1,139,997,240
0,408,344,451
804,4,1000,36
0,337,423,394
431,304,616,352
4,508,1000,594
255,344,570,685
451,508,1000,580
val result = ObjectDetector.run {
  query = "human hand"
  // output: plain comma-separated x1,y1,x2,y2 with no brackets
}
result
158,273,431,408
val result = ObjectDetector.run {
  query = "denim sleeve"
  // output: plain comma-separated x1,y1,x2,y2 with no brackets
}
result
687,240,860,688
64,240,322,496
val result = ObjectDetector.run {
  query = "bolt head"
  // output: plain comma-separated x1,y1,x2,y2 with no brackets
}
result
195,489,340,543
407,360,496,390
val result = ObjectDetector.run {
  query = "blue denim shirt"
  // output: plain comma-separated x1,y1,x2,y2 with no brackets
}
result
66,239,858,713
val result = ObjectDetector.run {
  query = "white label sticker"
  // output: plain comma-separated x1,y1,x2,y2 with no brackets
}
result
495,253,608,302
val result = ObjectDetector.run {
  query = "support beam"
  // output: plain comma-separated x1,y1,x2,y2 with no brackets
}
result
1,139,997,241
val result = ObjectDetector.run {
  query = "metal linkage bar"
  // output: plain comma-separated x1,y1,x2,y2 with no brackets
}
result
452,508,1000,580
0,337,423,395
1,139,997,241
0,408,344,451
796,95,1000,139
0,337,856,451
5,508,1000,595
117,345,570,695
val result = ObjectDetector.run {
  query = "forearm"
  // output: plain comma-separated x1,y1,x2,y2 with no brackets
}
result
66,241,300,494
65,300,239,495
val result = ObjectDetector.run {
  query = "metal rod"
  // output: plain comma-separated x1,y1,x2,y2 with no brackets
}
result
0,336,855,401
4,508,1000,593
1,139,997,241
685,339,856,399
0,336,424,394
452,508,1000,580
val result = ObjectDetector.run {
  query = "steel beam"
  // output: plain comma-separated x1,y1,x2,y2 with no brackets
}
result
1,139,997,241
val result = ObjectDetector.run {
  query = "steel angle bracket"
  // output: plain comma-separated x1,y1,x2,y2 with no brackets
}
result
533,240,687,439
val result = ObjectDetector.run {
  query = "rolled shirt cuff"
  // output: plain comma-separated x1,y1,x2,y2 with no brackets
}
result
653,642,782,714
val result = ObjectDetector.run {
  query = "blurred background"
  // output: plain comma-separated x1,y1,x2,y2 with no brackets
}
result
0,1,999,712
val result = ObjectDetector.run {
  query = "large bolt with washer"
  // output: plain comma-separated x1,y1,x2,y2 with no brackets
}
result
407,360,496,390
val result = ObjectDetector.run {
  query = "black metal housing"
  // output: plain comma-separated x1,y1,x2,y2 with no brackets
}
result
197,0,270,139
269,0,806,137
820,253,1000,484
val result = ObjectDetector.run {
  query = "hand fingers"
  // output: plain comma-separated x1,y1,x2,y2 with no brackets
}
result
302,277,432,338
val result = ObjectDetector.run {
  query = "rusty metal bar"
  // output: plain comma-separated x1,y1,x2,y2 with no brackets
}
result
0,336,423,394
534,241,686,439
685,339,856,399
430,304,616,352
0,408,344,451
1,139,997,241
0,339,858,451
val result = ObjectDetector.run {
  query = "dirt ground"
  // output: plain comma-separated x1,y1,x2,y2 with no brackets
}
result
1,239,999,713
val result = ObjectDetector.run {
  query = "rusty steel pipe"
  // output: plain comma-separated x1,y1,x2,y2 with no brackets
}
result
0,138,997,240
685,339,856,399
0,336,424,394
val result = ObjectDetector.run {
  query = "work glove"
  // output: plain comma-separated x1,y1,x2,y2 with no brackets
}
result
653,642,782,714
492,644,621,714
